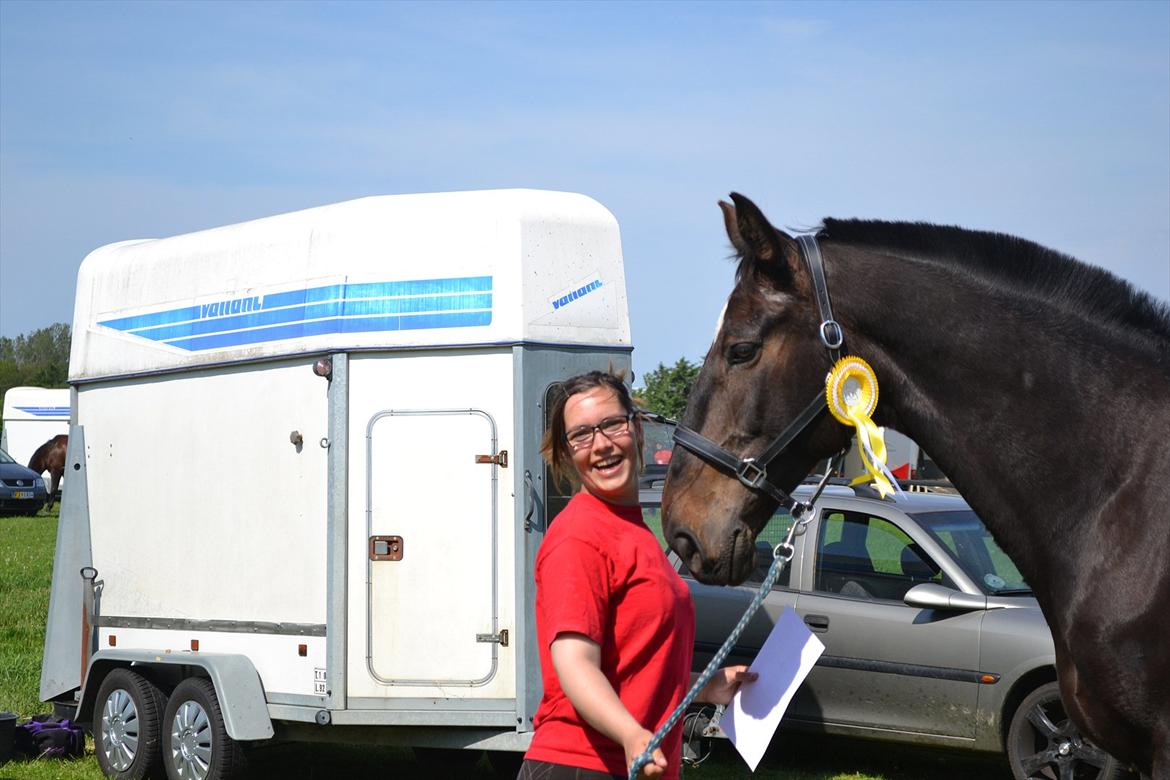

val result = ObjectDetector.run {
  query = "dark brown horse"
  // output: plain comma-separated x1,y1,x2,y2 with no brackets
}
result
662,194,1169,777
28,434,67,511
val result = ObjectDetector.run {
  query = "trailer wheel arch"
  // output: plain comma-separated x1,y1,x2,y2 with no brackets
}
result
78,650,275,742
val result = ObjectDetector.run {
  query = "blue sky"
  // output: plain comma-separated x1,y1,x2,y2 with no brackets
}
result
2,0,1167,379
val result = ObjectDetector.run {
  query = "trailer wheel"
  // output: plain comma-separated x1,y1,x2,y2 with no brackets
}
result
94,668,166,780
161,677,245,780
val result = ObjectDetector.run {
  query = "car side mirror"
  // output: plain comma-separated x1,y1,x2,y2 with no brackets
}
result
904,582,994,612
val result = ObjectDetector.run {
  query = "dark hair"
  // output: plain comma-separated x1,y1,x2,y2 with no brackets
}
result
541,369,642,490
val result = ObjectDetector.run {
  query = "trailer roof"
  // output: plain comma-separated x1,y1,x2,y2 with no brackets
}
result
70,189,631,381
1,386,70,421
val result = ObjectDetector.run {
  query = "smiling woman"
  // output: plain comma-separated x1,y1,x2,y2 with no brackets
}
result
521,370,753,780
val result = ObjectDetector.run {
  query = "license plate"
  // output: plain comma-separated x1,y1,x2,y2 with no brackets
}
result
12,491,32,499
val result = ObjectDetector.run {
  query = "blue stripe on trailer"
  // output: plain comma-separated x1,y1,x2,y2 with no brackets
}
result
166,310,492,351
98,276,493,352
13,406,71,417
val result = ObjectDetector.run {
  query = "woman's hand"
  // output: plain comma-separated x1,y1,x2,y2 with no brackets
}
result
622,727,667,778
696,665,758,705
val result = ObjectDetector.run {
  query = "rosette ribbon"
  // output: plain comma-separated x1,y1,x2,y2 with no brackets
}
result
825,356,900,498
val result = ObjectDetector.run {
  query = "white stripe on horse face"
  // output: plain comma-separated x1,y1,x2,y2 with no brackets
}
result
712,298,730,347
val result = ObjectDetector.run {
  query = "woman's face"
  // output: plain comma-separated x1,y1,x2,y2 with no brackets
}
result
563,386,642,506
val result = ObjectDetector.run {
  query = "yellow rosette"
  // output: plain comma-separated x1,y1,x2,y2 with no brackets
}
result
825,356,899,498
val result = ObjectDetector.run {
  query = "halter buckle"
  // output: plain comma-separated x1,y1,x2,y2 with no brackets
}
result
736,458,767,490
819,319,844,350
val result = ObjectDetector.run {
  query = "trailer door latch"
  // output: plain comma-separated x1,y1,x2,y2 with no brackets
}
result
369,536,403,561
475,450,507,467
476,629,509,647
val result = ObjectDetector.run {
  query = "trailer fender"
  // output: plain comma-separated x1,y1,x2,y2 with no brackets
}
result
78,649,275,741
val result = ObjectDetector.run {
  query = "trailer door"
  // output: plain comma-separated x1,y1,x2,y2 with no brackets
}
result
364,408,500,686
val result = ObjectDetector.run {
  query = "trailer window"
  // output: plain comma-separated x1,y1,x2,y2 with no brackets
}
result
543,384,575,528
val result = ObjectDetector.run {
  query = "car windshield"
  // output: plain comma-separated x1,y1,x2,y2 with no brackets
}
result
641,418,676,468
910,510,1030,595
0,447,15,465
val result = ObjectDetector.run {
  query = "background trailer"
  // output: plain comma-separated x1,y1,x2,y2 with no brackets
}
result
42,189,632,778
1,386,70,466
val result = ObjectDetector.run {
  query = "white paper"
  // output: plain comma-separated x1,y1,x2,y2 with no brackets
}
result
720,607,825,771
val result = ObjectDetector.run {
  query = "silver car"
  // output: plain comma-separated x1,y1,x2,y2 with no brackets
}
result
641,483,1131,780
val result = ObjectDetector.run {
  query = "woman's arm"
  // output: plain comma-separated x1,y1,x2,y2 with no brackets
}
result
550,633,668,778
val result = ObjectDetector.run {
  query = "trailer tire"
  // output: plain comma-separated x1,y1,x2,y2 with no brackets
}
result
162,677,245,780
94,668,167,780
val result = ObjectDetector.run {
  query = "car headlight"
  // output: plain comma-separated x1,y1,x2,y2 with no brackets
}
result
34,477,45,488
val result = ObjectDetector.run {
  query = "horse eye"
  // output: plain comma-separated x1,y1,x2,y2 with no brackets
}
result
728,342,760,364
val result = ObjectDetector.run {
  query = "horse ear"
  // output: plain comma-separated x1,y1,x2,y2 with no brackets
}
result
728,192,795,290
719,200,747,255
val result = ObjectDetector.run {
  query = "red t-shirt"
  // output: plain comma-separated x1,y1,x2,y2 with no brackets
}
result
525,492,696,779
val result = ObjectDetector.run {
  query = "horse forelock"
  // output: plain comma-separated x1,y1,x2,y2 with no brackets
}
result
820,217,1170,345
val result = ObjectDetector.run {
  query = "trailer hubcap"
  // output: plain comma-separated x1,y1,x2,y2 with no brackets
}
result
170,700,213,780
101,688,140,771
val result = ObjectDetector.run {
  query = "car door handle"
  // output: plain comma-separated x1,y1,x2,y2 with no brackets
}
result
804,614,830,632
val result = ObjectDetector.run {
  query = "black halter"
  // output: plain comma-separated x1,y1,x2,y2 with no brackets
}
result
672,233,843,513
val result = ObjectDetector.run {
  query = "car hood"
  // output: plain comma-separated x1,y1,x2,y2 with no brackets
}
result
0,461,42,482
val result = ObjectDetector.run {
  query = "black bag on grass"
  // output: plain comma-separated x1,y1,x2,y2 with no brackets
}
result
13,715,84,759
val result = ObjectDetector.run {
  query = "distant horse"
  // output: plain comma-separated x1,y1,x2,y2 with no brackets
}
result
663,194,1169,777
28,434,67,511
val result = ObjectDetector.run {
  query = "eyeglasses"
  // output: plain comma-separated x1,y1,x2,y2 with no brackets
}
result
565,414,634,451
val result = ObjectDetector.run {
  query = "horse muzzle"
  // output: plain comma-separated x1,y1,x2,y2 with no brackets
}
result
668,518,758,586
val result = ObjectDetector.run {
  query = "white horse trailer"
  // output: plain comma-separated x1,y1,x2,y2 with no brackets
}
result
41,189,633,779
1,386,70,467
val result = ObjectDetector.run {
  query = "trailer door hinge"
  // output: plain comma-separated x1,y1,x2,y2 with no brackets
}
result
476,629,509,647
475,450,507,467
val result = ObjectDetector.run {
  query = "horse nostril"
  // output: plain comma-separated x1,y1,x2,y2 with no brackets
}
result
670,529,702,568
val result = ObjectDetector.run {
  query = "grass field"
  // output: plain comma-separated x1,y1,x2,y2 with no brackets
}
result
0,509,1011,780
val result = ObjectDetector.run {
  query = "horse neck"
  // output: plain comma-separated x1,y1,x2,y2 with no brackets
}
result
827,246,1170,604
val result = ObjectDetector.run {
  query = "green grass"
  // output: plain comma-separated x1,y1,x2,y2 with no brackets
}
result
0,509,1010,779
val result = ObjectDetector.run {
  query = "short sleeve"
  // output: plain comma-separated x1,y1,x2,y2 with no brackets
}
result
535,537,611,646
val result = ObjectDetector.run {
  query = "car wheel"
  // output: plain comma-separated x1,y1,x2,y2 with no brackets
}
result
162,677,245,780
1007,681,1133,780
94,668,166,780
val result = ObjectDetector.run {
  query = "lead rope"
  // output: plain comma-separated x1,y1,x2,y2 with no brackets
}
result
628,463,837,779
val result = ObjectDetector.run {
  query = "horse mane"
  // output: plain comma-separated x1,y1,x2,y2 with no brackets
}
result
819,218,1170,343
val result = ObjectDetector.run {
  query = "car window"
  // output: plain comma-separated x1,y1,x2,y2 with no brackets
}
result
911,510,1029,594
640,501,669,551
745,508,795,588
815,510,946,602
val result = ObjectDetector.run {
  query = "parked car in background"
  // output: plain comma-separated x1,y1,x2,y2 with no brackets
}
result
640,482,1132,780
0,445,48,515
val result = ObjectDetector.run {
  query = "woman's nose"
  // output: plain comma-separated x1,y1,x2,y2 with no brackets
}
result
591,430,616,452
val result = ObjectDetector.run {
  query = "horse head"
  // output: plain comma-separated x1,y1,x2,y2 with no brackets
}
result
663,194,852,585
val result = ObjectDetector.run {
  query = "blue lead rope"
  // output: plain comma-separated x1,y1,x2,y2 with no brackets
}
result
628,511,809,780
